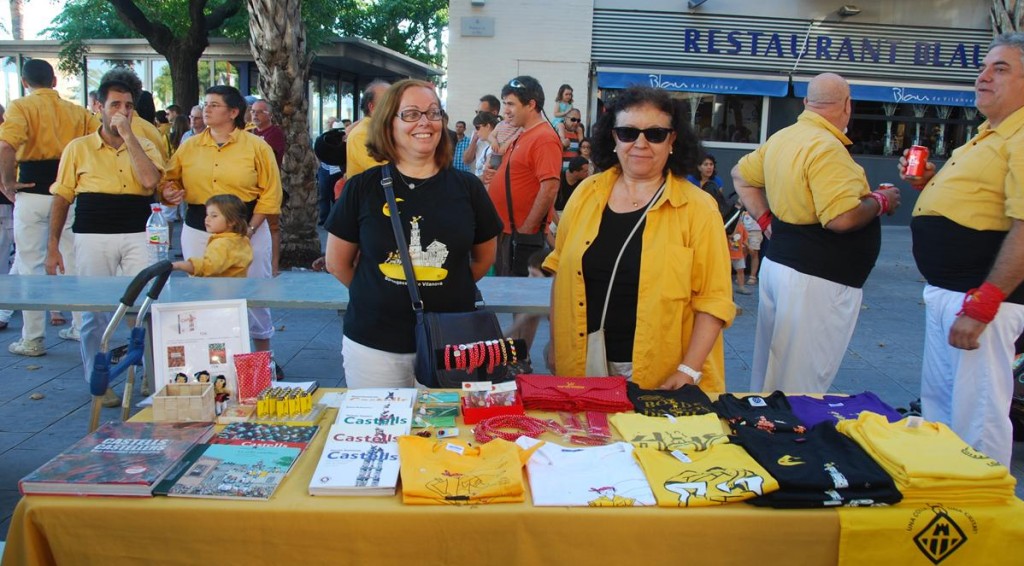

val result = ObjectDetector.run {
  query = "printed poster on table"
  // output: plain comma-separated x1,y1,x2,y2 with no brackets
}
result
151,299,251,408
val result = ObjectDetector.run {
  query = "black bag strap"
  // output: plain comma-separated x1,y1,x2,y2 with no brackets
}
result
381,165,423,313
503,138,519,235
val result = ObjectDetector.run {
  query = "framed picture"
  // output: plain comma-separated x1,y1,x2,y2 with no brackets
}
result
151,299,251,408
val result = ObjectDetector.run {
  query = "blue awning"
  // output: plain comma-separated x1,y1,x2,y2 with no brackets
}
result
597,71,789,97
792,78,976,107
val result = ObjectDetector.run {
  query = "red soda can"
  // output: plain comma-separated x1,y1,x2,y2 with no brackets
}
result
878,182,894,191
905,145,929,178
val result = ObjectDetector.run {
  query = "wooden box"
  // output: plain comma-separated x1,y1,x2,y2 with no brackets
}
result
152,383,215,422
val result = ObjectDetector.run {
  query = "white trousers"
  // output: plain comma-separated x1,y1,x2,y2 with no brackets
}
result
341,336,417,389
75,232,150,383
12,193,82,340
181,223,274,340
0,204,14,323
750,257,862,393
920,285,1024,467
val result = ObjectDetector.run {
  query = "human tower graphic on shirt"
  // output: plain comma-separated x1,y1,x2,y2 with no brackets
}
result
378,207,450,284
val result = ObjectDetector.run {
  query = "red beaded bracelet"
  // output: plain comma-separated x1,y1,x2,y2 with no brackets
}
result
474,415,567,443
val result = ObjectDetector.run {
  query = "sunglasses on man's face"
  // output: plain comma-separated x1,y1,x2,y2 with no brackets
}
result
568,117,580,123
612,127,674,144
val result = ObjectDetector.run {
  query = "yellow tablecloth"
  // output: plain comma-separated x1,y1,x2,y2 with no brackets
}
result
1,390,1019,566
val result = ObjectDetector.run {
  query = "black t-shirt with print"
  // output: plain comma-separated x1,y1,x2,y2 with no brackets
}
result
326,166,503,353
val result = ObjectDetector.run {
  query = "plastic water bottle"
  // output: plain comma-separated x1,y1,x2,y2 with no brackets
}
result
145,203,170,264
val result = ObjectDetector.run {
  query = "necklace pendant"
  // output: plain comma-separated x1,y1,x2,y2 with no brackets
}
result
408,182,416,190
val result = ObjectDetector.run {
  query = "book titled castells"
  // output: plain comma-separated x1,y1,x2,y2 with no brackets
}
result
19,421,215,497
309,388,416,496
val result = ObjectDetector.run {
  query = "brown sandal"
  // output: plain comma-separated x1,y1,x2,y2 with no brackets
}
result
49,312,67,326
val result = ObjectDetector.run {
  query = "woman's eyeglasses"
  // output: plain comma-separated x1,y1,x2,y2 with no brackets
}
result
397,108,445,122
612,127,674,144
201,102,227,110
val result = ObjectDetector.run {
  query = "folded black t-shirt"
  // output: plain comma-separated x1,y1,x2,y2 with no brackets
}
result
715,391,806,433
626,382,716,417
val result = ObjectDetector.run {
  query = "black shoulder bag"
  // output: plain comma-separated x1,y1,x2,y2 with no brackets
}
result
381,165,510,388
503,140,547,276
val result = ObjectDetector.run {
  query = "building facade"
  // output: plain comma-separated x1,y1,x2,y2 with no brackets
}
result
447,0,993,224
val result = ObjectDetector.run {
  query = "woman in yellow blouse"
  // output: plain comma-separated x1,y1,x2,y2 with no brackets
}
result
543,86,735,392
161,85,282,355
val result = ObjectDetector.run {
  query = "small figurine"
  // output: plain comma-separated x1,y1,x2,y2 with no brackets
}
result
214,375,230,415
173,372,189,384
195,370,211,383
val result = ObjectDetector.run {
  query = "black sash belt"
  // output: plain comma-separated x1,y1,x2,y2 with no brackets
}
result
185,200,257,230
17,159,60,196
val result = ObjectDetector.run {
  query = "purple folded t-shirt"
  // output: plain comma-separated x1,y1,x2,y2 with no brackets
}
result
787,391,903,428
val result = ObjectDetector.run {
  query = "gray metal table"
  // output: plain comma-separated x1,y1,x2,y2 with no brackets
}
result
0,272,551,313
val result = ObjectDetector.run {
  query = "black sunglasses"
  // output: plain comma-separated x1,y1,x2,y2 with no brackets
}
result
568,117,580,123
612,127,674,144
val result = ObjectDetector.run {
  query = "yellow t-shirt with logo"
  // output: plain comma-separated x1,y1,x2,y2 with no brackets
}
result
610,413,729,453
397,436,540,505
836,413,1015,503
633,444,779,507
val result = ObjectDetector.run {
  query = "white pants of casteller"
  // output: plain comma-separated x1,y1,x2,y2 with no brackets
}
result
341,336,417,389
180,223,274,340
75,232,149,383
920,285,1024,467
0,204,13,323
750,257,862,394
12,193,83,340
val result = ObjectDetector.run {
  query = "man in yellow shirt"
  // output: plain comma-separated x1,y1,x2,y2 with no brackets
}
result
733,72,902,393
343,80,390,178
901,33,1024,467
45,77,164,405
0,59,98,356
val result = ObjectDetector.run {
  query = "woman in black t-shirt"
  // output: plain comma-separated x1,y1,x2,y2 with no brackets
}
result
324,80,503,388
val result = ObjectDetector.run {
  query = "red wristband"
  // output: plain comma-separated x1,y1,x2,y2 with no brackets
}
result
867,192,889,216
756,211,773,231
958,282,1007,324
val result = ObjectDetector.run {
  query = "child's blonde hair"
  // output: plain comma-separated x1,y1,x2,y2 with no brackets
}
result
206,194,249,236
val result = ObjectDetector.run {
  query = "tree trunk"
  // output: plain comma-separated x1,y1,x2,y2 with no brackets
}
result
166,47,201,112
247,0,321,268
9,0,24,40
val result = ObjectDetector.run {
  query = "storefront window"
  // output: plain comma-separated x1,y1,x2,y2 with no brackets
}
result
198,61,213,95
152,60,173,109
87,58,146,98
322,75,340,130
601,89,765,146
309,73,322,138
847,102,982,157
213,61,240,88
340,81,355,122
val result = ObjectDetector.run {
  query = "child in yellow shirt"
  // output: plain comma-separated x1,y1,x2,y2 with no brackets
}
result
172,194,253,277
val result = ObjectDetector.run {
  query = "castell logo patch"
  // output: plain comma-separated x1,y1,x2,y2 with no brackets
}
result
912,505,967,564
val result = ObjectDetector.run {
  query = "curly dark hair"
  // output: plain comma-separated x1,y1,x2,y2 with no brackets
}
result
591,86,703,178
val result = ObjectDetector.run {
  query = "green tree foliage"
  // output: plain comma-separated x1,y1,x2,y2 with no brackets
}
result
337,0,449,67
45,0,448,75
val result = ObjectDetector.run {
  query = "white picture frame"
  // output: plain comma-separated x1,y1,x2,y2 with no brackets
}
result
151,299,251,406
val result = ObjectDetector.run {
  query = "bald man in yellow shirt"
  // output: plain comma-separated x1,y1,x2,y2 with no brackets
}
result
0,59,98,357
733,72,902,394
900,32,1024,467
344,80,390,178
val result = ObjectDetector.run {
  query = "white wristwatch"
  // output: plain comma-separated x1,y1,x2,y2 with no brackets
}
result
677,363,702,384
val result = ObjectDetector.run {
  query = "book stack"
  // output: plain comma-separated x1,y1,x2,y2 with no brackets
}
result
155,422,321,501
309,388,416,496
19,421,215,497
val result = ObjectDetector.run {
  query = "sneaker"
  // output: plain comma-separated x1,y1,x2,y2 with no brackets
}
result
735,286,752,295
58,327,81,341
9,338,45,357
101,388,121,408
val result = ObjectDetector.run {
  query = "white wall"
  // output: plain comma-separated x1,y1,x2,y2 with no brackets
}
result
447,0,594,128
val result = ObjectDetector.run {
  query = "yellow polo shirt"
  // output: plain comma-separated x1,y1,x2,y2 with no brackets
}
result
189,232,253,278
0,88,98,160
543,168,736,391
344,117,386,177
736,111,869,226
164,128,282,216
50,129,164,202
913,105,1024,231
132,111,170,162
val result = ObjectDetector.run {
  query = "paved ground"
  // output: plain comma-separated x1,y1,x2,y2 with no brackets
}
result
1,225,1021,540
